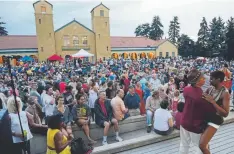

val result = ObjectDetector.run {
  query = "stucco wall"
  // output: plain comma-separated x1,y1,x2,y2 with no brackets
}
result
156,41,178,57
91,5,111,60
55,21,96,59
34,1,56,61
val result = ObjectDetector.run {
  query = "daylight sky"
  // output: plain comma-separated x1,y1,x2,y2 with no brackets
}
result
0,0,234,40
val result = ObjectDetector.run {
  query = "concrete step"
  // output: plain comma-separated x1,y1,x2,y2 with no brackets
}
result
73,115,146,140
31,115,146,154
92,112,234,154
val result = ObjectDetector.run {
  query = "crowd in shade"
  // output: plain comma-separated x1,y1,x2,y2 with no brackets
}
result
0,56,233,154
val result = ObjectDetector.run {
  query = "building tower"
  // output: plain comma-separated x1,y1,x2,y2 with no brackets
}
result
33,0,56,61
91,3,111,60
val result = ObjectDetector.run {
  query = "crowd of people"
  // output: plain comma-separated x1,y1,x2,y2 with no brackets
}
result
0,56,233,154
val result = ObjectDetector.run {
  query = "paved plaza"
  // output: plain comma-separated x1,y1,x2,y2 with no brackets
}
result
118,122,234,154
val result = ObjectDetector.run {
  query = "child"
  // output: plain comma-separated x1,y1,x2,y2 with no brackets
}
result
171,90,180,113
174,102,184,130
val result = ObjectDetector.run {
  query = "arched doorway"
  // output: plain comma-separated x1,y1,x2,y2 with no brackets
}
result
112,53,119,59
148,52,155,59
140,53,146,59
131,53,137,60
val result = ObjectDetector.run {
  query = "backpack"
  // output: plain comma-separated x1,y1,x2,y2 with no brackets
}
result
70,138,93,154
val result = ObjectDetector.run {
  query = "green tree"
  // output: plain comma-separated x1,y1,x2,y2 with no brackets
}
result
225,17,234,60
168,16,180,45
197,17,209,57
208,17,226,57
134,23,151,38
178,34,195,57
0,17,8,36
149,16,164,40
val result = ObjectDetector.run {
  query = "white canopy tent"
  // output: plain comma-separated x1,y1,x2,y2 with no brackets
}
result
72,49,94,58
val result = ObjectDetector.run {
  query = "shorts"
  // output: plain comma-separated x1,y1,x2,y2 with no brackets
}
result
208,122,220,129
97,120,114,128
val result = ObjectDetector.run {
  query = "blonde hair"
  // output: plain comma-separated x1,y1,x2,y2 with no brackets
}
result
7,96,22,113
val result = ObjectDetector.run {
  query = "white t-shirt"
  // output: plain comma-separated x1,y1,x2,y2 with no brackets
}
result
10,111,33,143
154,108,172,131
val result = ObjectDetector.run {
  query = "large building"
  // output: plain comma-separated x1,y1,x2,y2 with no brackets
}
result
0,0,178,61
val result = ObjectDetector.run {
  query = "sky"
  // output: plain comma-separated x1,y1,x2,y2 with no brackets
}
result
0,0,234,41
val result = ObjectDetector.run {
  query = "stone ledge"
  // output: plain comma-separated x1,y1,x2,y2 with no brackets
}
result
92,112,234,154
72,115,146,131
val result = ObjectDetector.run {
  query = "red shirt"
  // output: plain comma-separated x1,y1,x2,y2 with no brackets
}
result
99,100,107,117
181,86,216,134
59,82,66,93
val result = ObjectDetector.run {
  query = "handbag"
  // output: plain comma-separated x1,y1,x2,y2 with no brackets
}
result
70,138,93,154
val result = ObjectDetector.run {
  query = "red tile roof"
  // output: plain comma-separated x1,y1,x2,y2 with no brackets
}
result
111,36,163,48
0,35,37,50
0,35,167,50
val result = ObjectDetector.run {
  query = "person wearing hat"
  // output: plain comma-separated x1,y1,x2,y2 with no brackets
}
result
124,85,140,116
179,69,211,154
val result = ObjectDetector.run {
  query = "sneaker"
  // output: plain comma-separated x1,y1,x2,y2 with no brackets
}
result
88,138,97,144
102,140,108,146
231,109,234,112
116,136,123,142
147,126,151,133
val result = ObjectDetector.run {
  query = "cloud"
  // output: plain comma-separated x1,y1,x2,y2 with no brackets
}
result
0,0,234,41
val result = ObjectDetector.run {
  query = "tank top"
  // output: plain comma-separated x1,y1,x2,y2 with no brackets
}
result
88,88,98,108
9,111,33,143
47,128,71,154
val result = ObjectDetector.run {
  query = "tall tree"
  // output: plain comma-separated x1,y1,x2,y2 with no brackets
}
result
149,16,164,40
168,16,180,45
225,17,234,60
208,17,226,57
178,34,195,57
0,17,8,36
134,23,151,38
197,17,209,56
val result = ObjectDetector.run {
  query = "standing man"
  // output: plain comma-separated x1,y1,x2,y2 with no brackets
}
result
41,85,55,123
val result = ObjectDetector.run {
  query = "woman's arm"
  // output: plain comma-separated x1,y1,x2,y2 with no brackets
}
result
54,131,71,153
168,118,174,127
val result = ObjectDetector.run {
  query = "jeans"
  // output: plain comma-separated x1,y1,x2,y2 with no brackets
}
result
146,110,153,126
154,127,173,136
179,126,203,154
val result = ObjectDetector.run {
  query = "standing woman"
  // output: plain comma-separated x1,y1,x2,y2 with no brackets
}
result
47,114,71,154
88,79,98,121
221,63,232,93
7,96,33,154
135,82,145,115
200,71,230,154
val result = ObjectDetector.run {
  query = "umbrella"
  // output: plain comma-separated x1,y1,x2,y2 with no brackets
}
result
20,56,33,62
72,49,94,58
48,54,64,61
